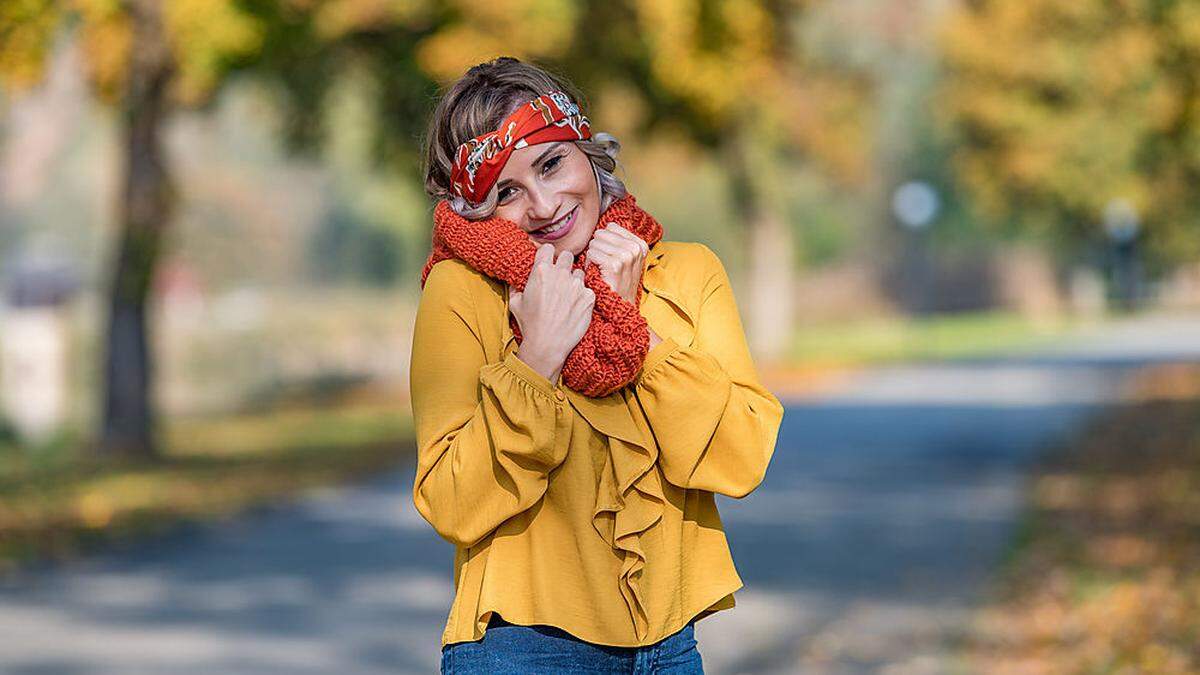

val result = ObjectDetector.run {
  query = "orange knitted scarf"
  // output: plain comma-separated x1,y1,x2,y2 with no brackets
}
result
420,193,664,397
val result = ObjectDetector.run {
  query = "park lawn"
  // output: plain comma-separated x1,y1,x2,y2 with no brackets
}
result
789,310,1082,367
964,363,1200,674
0,397,413,575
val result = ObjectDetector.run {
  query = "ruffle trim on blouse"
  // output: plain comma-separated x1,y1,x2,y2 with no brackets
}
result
590,432,664,643
498,279,679,642
581,386,667,643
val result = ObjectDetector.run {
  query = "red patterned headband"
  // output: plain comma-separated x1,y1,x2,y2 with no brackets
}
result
449,90,592,205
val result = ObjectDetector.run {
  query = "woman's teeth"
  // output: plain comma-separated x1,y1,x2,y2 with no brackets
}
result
537,207,574,235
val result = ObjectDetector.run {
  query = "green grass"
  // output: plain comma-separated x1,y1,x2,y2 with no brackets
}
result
789,311,1085,367
0,398,413,574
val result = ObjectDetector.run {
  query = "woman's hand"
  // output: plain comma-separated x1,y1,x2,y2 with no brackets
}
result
585,222,649,305
509,243,596,385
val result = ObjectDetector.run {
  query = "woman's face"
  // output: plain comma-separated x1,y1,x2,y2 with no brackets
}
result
492,140,600,259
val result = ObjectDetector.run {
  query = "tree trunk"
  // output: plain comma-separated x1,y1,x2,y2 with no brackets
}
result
98,0,175,459
721,129,795,367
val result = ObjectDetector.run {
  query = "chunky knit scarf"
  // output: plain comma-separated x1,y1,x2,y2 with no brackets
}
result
419,193,664,397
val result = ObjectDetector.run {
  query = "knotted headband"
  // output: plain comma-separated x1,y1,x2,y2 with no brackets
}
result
450,90,592,205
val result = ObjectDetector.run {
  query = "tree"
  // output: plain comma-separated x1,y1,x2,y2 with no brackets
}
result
547,0,874,363
1,0,272,458
578,0,872,362
938,0,1200,269
0,0,628,457
391,0,874,362
0,0,444,458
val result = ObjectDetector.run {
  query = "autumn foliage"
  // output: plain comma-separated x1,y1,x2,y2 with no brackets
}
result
967,364,1200,674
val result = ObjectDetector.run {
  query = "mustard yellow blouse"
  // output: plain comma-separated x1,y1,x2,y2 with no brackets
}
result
409,240,785,648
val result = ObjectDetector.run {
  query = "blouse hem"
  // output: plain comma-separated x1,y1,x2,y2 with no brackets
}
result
439,582,742,649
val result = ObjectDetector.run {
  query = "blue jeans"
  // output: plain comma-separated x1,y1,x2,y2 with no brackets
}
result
441,614,705,674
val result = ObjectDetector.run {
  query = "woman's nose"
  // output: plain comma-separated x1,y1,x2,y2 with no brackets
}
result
525,187,556,222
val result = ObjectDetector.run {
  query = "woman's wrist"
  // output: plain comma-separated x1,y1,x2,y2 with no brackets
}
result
515,344,561,385
647,325,663,351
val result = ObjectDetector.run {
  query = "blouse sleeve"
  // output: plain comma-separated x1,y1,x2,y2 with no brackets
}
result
409,261,571,548
633,245,784,498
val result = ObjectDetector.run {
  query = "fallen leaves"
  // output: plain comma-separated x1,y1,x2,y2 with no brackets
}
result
965,363,1200,674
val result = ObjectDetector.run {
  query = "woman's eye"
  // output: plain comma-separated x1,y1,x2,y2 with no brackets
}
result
497,155,561,202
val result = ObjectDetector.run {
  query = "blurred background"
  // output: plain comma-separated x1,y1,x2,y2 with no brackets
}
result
1,1,1199,673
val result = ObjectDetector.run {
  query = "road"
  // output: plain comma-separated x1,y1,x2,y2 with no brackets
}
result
2,313,1198,674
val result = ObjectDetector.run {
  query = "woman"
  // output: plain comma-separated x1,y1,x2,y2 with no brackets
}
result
411,56,785,674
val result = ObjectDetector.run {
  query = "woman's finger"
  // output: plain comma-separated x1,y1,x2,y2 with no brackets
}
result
584,247,610,269
554,248,574,270
585,250,620,275
599,223,647,251
593,230,643,257
587,236,626,254
601,222,630,236
588,238,634,263
619,231,650,257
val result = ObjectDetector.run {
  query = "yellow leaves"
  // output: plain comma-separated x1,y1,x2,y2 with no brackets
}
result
1089,27,1156,99
313,0,433,41
1034,473,1088,511
1127,364,1200,402
415,0,579,83
165,0,265,105
74,0,131,102
77,491,114,528
1,0,265,105
634,0,779,125
592,80,648,138
784,73,872,186
415,25,515,83
0,0,61,92
937,0,1200,251
1171,2,1200,48
967,364,1200,673
1087,535,1156,568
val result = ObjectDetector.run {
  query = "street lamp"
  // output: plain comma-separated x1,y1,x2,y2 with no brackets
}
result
1102,198,1140,311
891,181,941,315
893,181,941,231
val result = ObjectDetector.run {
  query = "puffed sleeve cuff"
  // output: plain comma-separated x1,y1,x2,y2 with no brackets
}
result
636,336,682,386
635,339,732,441
477,350,566,467
488,350,560,400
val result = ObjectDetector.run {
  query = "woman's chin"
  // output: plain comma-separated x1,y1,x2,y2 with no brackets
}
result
573,223,598,251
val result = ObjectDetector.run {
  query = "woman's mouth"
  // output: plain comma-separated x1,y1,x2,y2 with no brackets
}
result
532,206,578,241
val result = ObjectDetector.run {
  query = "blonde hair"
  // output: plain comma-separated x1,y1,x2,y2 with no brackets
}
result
420,56,627,220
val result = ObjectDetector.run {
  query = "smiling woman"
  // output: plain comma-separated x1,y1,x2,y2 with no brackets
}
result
411,56,785,674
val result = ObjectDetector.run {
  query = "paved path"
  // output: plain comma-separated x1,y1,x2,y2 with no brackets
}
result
2,314,1199,674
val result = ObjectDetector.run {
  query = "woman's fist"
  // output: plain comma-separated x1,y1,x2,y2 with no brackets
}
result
585,222,649,305
508,243,595,384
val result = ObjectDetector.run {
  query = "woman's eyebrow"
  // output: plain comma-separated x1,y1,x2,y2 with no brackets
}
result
496,142,564,189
